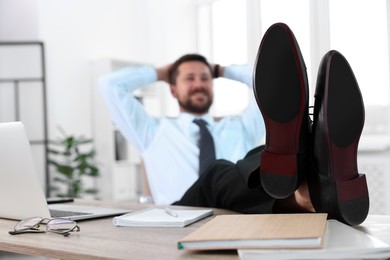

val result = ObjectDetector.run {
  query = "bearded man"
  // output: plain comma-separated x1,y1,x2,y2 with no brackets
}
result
99,54,264,205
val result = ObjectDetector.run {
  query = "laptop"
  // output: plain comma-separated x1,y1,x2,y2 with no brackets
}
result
0,121,131,221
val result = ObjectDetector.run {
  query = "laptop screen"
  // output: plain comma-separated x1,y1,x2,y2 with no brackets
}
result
0,121,131,221
0,122,51,220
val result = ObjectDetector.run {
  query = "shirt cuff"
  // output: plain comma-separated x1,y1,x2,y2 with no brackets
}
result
141,65,158,83
223,64,254,87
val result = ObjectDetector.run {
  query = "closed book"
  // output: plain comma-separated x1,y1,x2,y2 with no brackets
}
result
178,213,327,250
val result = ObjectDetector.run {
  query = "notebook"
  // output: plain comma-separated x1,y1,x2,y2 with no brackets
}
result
0,121,130,221
113,207,213,227
178,213,328,250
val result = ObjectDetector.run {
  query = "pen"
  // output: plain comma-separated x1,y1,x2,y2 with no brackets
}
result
165,207,178,217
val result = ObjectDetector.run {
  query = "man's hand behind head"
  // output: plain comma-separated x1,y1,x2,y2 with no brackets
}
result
156,64,171,83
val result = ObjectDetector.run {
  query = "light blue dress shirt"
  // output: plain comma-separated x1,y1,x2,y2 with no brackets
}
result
99,64,264,205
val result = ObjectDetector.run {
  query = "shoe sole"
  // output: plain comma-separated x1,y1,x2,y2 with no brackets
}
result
253,23,308,199
310,50,369,226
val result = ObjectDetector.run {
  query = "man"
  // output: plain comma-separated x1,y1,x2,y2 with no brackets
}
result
99,54,264,205
174,23,369,226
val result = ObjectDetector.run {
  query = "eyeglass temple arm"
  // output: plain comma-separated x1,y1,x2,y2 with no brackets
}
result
48,225,80,236
9,229,46,235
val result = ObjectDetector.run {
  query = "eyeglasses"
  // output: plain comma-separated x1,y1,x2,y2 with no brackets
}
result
9,217,80,237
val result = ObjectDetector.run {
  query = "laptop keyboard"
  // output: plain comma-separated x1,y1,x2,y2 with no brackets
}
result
50,209,92,218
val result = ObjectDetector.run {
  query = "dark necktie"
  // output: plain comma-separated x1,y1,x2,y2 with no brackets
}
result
193,119,216,175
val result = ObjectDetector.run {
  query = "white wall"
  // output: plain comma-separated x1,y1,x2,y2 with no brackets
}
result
142,0,198,64
0,0,39,40
0,0,198,195
37,0,146,138
0,0,197,139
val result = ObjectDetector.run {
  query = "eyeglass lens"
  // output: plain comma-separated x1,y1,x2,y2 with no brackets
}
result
15,217,43,231
47,218,78,233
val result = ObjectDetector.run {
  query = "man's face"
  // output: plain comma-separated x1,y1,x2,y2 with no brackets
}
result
170,61,213,115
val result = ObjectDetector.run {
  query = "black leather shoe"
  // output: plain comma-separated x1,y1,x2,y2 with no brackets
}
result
309,50,369,226
253,23,310,199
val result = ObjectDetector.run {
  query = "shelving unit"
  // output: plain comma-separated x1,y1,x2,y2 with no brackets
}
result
0,42,49,195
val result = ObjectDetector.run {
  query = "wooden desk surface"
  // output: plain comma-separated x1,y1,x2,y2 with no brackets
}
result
0,200,238,260
0,200,390,260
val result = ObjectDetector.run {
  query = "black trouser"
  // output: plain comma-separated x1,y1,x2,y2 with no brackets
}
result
173,146,277,214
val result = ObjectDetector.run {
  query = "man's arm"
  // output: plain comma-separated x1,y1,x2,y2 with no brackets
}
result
222,64,265,145
98,66,160,153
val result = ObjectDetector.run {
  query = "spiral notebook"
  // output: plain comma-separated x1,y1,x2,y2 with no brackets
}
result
113,208,213,227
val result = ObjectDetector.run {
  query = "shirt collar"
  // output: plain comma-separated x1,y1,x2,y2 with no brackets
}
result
178,112,215,131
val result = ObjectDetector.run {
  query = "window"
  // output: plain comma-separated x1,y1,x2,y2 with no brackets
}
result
196,0,311,117
197,0,390,142
197,0,249,117
197,0,248,64
329,0,389,107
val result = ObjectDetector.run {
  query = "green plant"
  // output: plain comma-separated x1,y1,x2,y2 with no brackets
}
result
48,129,100,198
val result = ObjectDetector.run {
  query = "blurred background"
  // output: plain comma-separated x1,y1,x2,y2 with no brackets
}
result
0,0,389,214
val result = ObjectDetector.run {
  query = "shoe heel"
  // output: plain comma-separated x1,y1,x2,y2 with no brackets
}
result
260,150,298,199
336,174,369,226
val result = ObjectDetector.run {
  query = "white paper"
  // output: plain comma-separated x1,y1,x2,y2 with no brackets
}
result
113,208,213,227
238,220,390,260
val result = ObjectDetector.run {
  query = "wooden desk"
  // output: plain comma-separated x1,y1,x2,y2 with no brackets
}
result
0,200,389,260
0,200,237,260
